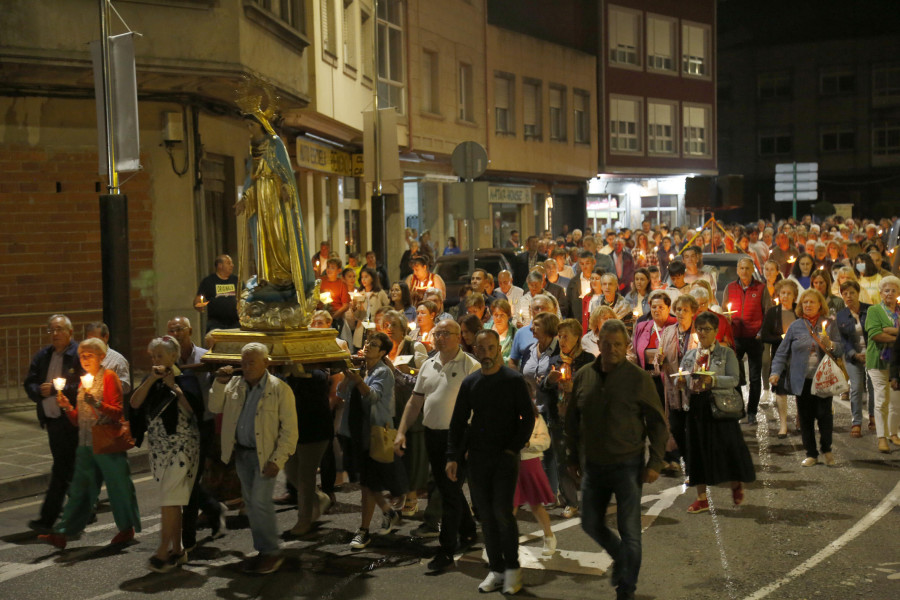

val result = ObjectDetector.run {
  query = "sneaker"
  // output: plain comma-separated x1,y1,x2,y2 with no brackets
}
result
687,498,710,513
350,528,371,549
823,452,836,466
28,519,53,533
411,522,440,538
427,552,455,571
148,555,175,573
380,509,401,534
503,567,523,594
210,503,228,538
252,554,284,575
801,457,818,467
169,551,188,567
542,534,557,556
561,506,579,519
478,571,505,593
110,528,134,545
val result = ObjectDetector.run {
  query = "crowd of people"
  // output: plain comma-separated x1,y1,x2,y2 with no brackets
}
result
22,213,900,600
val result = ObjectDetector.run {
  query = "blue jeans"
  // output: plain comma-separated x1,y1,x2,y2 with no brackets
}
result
235,446,280,555
846,359,866,426
580,455,643,596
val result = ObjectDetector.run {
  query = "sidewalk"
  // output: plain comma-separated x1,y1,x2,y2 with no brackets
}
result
0,408,150,503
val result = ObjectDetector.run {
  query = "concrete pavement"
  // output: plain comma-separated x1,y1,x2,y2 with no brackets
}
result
0,407,149,503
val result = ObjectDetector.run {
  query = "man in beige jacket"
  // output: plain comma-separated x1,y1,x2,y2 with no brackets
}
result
210,342,298,575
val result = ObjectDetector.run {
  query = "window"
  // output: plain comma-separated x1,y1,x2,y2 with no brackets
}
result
549,85,566,141
759,133,792,156
342,0,357,70
377,0,404,114
647,102,675,154
573,89,590,143
873,64,900,99
360,8,373,81
422,50,439,114
873,122,900,156
758,71,791,100
244,0,308,49
321,0,336,57
683,104,710,156
458,62,474,122
608,7,640,67
820,67,855,95
820,127,855,152
609,97,641,153
494,73,514,134
646,15,675,72
681,23,709,77
523,80,542,140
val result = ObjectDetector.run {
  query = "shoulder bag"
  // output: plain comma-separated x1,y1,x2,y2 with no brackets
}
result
90,403,136,455
803,320,850,397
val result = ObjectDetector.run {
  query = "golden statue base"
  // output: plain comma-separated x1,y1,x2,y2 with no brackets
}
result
201,327,352,372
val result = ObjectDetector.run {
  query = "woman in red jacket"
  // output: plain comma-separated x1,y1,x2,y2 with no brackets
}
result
40,338,141,550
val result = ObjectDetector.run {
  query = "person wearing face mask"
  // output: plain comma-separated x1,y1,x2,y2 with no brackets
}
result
855,253,883,305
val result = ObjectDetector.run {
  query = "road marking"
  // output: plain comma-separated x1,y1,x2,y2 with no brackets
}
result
0,476,154,514
742,477,900,600
465,483,686,577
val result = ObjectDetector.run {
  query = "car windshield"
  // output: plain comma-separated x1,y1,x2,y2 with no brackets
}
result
436,256,504,283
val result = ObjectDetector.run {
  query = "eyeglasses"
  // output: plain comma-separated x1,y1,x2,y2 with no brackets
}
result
695,327,716,333
432,330,457,338
167,326,188,333
47,327,68,334
365,343,381,351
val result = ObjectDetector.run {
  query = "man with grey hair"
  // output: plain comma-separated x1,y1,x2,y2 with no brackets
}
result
210,343,298,574
23,314,84,532
567,319,668,600
394,318,481,571
424,288,453,323
85,322,131,394
496,270,524,310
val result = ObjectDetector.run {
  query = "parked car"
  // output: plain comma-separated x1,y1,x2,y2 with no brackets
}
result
434,249,514,308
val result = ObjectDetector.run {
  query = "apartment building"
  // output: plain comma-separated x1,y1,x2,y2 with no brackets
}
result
717,0,900,220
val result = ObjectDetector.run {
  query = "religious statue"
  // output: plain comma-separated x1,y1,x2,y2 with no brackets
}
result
235,81,319,330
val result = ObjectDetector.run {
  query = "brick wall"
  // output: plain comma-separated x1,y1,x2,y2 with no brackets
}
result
0,145,156,382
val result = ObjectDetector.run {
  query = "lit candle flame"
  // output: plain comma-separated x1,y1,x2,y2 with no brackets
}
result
633,307,641,318
53,377,66,392
408,321,417,331
81,374,94,390
199,295,205,303
654,246,659,252
788,255,796,263
774,297,780,305
727,302,732,311
822,320,827,335
319,291,333,305
819,265,824,270
669,254,675,260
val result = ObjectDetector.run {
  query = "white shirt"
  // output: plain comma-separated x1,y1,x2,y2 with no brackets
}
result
579,274,591,299
102,347,132,394
500,285,524,310
412,348,481,430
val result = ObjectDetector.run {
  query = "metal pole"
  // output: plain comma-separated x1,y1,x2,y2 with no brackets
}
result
99,0,118,192
792,162,797,221
370,0,388,271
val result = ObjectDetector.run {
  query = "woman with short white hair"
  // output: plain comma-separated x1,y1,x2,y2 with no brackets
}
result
130,336,203,571
865,276,900,453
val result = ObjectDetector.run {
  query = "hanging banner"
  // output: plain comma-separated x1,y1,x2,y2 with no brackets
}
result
91,33,141,174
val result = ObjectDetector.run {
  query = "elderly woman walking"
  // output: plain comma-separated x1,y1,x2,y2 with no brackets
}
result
130,336,203,571
40,338,141,550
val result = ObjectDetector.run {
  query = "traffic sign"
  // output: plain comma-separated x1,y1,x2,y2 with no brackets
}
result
776,162,818,173
775,191,817,201
451,141,488,180
775,172,818,182
775,181,818,192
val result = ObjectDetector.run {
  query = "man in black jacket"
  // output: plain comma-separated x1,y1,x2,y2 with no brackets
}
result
513,235,547,287
23,314,83,532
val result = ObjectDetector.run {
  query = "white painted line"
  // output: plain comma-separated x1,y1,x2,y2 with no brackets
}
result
82,591,123,600
742,478,900,600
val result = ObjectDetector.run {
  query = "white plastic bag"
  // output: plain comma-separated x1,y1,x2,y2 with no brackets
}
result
812,354,849,397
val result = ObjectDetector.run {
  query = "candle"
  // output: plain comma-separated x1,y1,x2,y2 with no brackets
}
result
821,320,827,335
633,306,641,318
53,377,66,392
819,265,824,270
81,374,94,390
654,246,659,252
669,254,675,260
727,302,732,312
320,291,333,305
408,321,417,332
774,297,780,305
199,295,205,303
560,364,570,380
878,228,883,235
788,255,796,263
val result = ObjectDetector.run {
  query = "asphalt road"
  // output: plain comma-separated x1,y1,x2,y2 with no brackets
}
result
0,394,897,600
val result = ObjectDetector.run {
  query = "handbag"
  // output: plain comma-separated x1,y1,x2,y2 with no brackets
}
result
803,320,850,396
710,387,745,420
369,424,397,463
86,388,136,455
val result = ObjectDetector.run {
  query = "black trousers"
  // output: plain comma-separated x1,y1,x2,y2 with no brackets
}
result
183,419,223,547
424,428,475,555
798,379,834,459
39,417,79,526
735,337,763,416
468,450,520,572
669,408,688,468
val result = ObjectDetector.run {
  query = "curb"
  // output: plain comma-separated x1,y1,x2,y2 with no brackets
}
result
0,451,152,504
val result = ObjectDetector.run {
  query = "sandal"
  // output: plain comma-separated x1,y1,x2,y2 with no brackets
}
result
687,498,709,513
401,498,419,517
731,484,744,506
850,425,862,438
